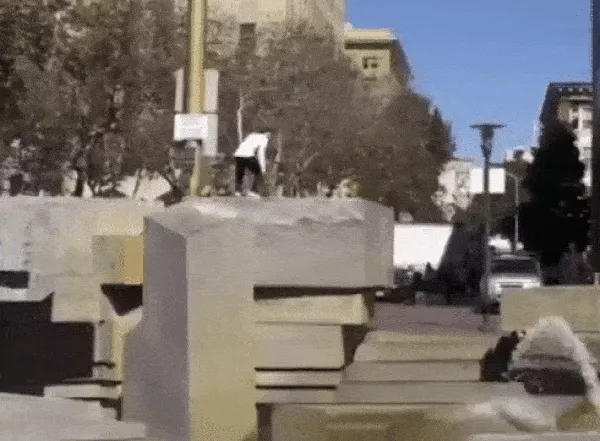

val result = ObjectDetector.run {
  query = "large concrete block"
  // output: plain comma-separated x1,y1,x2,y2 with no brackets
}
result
176,198,394,287
122,212,259,441
502,286,600,332
123,198,391,441
0,197,161,307
254,293,373,325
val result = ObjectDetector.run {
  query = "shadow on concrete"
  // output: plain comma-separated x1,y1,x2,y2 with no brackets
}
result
101,284,143,316
0,294,94,395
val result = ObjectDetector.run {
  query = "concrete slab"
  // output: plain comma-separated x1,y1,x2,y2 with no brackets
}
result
256,324,347,369
175,198,394,288
326,421,389,441
334,381,526,404
48,275,106,322
364,331,498,346
256,370,342,387
502,286,600,332
343,360,481,382
257,390,337,405
44,383,120,400
469,435,600,441
353,340,493,362
254,294,373,325
0,198,161,308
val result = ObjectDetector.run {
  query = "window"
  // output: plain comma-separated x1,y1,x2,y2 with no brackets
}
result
239,23,256,53
581,105,592,129
571,117,580,130
491,258,538,275
362,56,379,78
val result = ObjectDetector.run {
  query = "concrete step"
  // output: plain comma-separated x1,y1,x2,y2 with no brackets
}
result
354,340,493,362
334,381,525,404
364,331,498,346
256,324,367,369
256,370,342,388
343,360,481,382
254,293,374,325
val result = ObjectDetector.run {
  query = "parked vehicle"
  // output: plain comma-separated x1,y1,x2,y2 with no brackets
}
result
480,254,543,313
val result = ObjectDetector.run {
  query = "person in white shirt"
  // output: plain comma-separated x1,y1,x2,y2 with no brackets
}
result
234,129,272,197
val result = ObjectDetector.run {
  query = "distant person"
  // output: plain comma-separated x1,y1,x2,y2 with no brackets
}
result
558,242,590,285
234,129,272,197
423,262,435,292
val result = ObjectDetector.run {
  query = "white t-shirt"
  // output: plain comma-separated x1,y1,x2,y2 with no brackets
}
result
234,132,270,173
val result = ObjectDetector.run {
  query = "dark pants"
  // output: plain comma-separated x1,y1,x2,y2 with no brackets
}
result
235,157,262,193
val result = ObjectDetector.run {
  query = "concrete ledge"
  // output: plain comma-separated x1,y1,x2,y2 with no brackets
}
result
364,331,498,346
44,383,120,400
256,371,342,387
343,360,481,382
334,381,525,404
254,293,373,325
502,286,600,332
354,340,493,362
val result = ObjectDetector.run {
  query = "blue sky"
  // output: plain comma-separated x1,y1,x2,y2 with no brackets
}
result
348,0,591,163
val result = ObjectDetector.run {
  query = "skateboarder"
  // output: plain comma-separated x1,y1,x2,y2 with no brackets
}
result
234,129,272,197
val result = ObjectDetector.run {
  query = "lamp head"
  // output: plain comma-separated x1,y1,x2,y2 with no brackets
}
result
470,123,505,157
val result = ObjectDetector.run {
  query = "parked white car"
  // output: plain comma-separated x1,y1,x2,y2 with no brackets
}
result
480,254,543,312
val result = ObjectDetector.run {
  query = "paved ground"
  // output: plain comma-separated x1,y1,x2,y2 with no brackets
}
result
374,303,501,335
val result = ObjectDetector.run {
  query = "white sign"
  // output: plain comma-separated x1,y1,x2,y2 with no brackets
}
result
470,167,506,194
173,113,210,141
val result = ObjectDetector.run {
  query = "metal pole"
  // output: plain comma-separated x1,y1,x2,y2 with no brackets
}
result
471,123,504,330
506,172,520,253
483,150,492,302
187,0,207,197
515,178,520,252
592,0,600,277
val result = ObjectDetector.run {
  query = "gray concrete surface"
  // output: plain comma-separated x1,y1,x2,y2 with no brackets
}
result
374,303,501,335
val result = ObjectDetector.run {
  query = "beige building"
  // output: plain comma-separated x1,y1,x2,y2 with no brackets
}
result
539,82,592,187
216,0,347,44
344,23,411,97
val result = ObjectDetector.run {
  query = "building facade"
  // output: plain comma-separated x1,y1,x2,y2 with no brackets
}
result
539,82,592,187
216,0,347,44
505,145,536,164
343,23,411,97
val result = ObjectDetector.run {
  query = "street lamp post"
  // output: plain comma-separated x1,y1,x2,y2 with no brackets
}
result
506,172,520,253
186,0,207,197
471,123,505,327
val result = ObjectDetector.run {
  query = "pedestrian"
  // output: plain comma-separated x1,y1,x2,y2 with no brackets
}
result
558,242,590,285
234,128,272,197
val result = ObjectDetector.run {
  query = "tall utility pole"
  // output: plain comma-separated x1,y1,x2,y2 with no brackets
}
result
186,0,207,197
591,0,600,280
471,123,504,326
506,172,520,253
